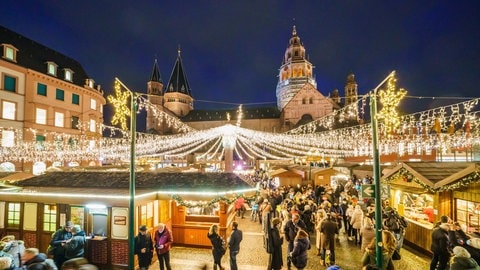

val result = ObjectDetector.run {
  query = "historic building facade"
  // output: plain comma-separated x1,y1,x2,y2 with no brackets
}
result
146,26,358,134
0,26,106,173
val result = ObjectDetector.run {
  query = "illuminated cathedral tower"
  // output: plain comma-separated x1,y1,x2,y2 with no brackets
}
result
146,59,164,132
276,26,317,111
344,72,358,106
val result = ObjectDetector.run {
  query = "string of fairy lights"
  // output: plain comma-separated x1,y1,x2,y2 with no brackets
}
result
0,75,479,165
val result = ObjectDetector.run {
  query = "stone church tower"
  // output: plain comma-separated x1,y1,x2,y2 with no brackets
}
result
146,59,164,132
344,72,358,106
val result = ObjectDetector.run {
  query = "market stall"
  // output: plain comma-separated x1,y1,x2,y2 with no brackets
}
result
383,161,480,254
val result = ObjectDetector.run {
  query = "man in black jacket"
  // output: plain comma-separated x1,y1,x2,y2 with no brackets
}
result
228,221,243,270
430,215,452,270
135,225,154,270
283,213,307,270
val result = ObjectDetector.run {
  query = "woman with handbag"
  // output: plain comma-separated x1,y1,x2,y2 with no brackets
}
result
207,224,226,270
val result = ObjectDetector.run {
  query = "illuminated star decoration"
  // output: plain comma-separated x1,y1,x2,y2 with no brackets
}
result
108,80,131,130
377,76,407,136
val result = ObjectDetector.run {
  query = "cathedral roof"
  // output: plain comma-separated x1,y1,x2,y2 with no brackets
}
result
181,106,280,122
165,48,192,97
0,25,91,88
149,59,163,83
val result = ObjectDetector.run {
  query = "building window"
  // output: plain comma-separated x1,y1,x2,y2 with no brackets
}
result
71,115,79,129
7,202,21,228
89,119,96,132
56,89,65,101
64,69,73,81
54,112,64,127
1,130,15,147
86,79,94,88
43,204,57,232
47,62,57,76
4,46,16,61
37,83,47,96
36,108,47,124
72,93,80,105
90,98,97,110
3,75,16,92
2,101,16,120
35,135,45,150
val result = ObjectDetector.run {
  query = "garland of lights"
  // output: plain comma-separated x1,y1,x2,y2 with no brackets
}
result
384,167,480,192
171,192,258,208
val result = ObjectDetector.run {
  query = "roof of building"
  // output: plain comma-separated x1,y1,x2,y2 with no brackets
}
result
0,25,91,88
10,171,253,192
181,106,280,122
150,59,163,83
165,48,192,97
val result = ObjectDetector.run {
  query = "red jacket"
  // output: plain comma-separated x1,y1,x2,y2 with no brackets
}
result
154,227,173,254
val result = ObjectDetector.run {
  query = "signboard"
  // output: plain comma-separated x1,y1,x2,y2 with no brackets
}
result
362,184,375,198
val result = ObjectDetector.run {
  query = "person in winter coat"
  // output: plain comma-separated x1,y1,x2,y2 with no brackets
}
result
50,221,73,269
350,205,364,245
450,246,480,270
64,225,86,260
20,248,58,270
430,216,451,270
315,209,327,256
289,230,310,270
284,214,307,269
320,213,339,266
154,223,173,270
207,224,225,270
361,230,396,270
134,225,154,270
267,218,283,270
228,221,243,270
361,217,376,253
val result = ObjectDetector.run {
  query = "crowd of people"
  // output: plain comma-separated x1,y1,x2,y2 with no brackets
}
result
0,221,96,270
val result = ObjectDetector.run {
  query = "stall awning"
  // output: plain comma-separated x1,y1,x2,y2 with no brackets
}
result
382,162,480,192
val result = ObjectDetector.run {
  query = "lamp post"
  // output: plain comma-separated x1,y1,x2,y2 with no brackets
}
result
370,71,395,269
113,78,137,270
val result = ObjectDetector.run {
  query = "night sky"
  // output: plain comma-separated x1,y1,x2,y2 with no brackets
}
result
1,1,479,130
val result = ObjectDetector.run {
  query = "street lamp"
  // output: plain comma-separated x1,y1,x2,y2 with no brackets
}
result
109,78,137,270
370,71,395,269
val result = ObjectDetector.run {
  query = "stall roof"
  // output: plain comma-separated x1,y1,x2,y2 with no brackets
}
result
382,161,480,191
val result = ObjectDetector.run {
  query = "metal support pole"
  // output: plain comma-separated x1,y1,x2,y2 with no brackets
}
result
128,91,136,270
370,71,395,269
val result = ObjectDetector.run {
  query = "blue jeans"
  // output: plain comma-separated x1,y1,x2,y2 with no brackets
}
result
230,250,239,270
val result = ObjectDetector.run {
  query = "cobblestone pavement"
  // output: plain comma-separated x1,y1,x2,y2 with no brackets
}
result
150,214,431,270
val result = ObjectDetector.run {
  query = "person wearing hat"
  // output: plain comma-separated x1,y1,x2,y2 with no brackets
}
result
450,245,480,270
267,217,283,270
64,224,87,260
50,220,73,268
135,225,154,270
430,215,452,270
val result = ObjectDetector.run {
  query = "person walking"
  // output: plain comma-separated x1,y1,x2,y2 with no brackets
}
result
289,230,310,270
430,215,452,270
320,213,339,266
64,225,86,260
207,224,226,270
284,213,307,269
267,217,283,270
350,205,364,245
50,221,73,268
228,221,243,270
134,225,154,270
154,223,173,270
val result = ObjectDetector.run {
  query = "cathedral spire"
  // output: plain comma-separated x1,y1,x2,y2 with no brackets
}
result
165,47,192,97
149,59,162,83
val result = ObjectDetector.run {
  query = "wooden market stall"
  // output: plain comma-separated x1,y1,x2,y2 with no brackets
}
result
0,170,256,269
382,161,480,254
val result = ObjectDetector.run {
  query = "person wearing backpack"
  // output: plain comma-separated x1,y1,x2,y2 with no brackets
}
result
383,207,408,253
18,247,57,270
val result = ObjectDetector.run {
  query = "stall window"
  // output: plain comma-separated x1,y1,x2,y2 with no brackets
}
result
7,202,21,228
186,202,220,216
456,199,480,233
393,190,434,225
43,204,57,232
70,206,85,229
